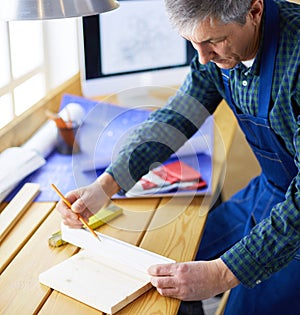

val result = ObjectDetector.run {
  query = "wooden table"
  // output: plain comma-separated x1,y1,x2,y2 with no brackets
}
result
0,101,236,315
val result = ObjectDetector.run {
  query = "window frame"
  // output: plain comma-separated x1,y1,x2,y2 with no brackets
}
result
0,73,82,153
0,18,80,131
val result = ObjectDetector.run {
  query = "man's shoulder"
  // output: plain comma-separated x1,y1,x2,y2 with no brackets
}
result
276,0,300,28
276,0,300,54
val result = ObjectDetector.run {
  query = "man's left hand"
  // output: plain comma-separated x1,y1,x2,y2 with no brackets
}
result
148,258,239,301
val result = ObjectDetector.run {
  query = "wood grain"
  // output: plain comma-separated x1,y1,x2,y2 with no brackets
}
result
39,291,103,315
36,198,161,314
39,250,155,314
0,210,78,314
0,183,40,243
0,202,55,274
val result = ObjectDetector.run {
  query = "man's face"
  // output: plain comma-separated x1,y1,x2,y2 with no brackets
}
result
182,12,261,69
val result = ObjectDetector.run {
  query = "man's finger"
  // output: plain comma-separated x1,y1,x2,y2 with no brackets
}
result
150,275,177,289
148,263,175,276
156,287,180,298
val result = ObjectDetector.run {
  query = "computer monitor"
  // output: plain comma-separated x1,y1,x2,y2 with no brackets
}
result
78,0,196,97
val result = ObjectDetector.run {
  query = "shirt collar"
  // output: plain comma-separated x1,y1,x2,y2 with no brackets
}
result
233,8,266,76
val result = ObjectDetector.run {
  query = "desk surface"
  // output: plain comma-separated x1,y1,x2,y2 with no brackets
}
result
0,101,236,315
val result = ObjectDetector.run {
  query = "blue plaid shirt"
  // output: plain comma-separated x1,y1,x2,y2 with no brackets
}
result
106,0,300,287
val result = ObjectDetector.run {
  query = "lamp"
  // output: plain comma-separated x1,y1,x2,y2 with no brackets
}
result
0,0,119,21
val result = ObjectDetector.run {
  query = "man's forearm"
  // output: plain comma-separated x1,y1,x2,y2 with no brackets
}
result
97,172,121,198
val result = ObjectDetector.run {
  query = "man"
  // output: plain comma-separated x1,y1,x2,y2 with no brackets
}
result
57,0,300,314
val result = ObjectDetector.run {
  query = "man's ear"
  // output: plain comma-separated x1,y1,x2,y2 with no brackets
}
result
249,0,264,26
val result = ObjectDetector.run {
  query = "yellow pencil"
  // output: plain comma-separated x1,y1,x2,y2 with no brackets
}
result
51,183,101,242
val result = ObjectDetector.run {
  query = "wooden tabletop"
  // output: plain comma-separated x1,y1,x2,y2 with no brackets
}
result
0,101,237,315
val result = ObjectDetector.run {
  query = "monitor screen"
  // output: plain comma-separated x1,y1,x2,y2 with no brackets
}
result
79,0,196,97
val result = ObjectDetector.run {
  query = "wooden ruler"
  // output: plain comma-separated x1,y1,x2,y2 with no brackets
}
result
0,183,40,243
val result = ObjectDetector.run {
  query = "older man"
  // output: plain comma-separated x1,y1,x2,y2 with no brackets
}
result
57,0,300,314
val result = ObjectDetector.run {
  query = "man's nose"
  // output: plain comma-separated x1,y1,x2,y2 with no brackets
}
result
194,43,214,65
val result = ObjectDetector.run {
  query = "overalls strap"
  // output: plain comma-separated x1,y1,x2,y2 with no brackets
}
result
222,0,279,117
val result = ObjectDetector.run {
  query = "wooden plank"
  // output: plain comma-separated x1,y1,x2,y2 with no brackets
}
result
40,249,163,314
116,288,177,315
204,100,237,208
140,196,208,261
215,290,230,315
0,210,79,315
39,291,103,315
99,198,161,245
59,222,174,270
0,183,40,243
0,202,55,274
214,100,237,156
37,198,161,314
37,222,173,314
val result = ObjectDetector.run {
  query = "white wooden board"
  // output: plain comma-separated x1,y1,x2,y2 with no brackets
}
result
0,183,40,243
39,224,174,314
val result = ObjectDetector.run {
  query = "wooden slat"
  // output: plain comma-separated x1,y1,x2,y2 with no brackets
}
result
39,291,102,315
215,290,230,315
214,100,237,156
116,288,177,315
98,198,161,245
140,196,207,261
0,210,79,315
0,202,55,274
0,183,40,243
204,100,237,209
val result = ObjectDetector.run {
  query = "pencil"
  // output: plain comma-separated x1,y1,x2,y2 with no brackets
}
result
45,109,69,129
51,183,101,242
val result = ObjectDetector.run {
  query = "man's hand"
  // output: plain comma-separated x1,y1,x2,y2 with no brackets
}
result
148,258,239,301
56,172,120,228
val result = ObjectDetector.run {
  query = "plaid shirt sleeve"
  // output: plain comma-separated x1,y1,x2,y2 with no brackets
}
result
105,56,222,192
221,173,300,287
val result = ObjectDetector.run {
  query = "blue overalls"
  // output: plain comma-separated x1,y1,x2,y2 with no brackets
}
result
196,0,300,314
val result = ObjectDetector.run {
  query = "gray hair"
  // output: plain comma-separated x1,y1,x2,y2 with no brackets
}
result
164,0,253,33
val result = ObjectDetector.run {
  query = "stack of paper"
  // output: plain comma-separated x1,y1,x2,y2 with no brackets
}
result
126,160,207,197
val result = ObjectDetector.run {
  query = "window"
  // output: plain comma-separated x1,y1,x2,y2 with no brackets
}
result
0,18,80,129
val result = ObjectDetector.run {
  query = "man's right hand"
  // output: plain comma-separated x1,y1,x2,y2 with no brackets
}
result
55,172,120,228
